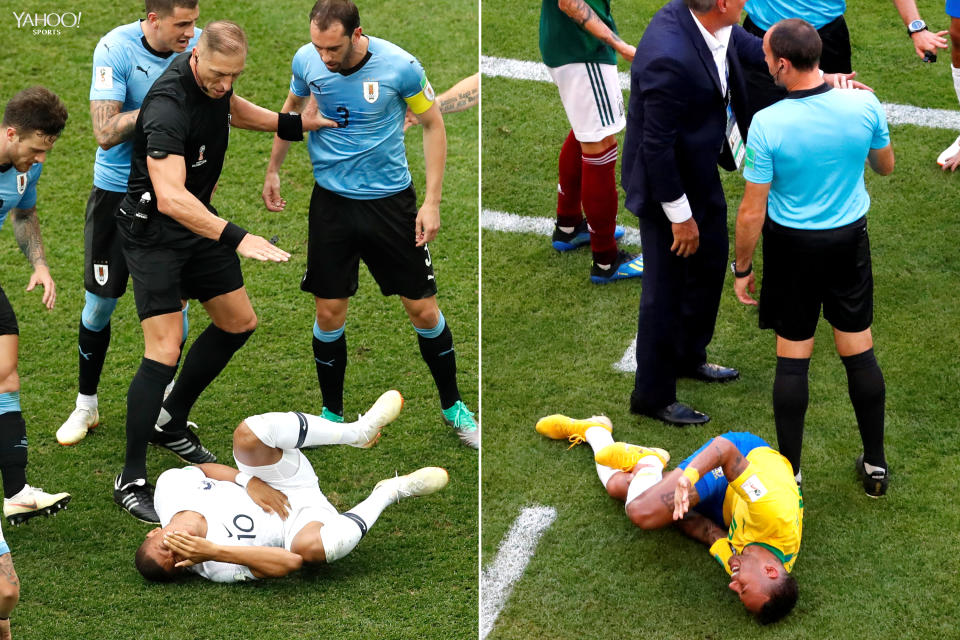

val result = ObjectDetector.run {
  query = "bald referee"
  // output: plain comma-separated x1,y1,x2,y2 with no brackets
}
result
114,20,336,523
732,19,894,497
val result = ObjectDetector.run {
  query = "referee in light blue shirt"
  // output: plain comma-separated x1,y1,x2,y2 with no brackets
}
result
731,19,895,498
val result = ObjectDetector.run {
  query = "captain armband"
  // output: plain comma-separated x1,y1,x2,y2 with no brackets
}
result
277,112,303,141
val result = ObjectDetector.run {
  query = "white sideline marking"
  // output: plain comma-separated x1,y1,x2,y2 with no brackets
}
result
480,208,642,248
481,55,960,131
480,505,558,640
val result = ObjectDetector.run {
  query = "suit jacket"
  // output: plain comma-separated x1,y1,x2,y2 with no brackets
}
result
621,0,765,219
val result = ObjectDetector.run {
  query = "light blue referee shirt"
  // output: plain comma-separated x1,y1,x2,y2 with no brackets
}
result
0,163,42,230
745,0,845,31
89,20,200,192
743,85,890,230
290,35,435,199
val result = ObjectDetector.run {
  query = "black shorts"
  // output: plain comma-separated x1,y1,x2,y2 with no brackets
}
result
301,183,438,300
0,286,18,337
759,217,873,341
119,215,244,321
84,187,130,298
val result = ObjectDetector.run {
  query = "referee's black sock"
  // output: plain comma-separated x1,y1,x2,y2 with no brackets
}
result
78,320,111,396
312,332,346,418
122,358,176,485
158,323,253,433
841,348,886,469
0,411,28,498
416,313,460,410
773,356,810,476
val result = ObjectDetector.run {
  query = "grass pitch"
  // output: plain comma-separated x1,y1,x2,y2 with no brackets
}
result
1,1,477,638
481,1,960,638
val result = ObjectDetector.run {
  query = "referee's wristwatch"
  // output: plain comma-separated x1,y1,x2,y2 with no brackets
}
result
907,19,928,36
730,261,752,278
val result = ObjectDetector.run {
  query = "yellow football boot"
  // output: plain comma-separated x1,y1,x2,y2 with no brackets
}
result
535,414,612,448
594,442,670,471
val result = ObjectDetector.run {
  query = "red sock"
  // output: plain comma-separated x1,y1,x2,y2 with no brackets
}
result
556,129,583,228
582,142,619,262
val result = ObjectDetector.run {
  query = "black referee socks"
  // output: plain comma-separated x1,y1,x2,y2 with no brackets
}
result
773,356,810,476
841,348,887,470
123,358,177,484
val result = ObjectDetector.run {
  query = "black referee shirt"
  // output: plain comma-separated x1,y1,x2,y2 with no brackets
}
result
123,51,231,240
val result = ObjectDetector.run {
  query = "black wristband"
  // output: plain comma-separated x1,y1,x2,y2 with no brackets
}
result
277,112,303,141
219,221,248,250
731,260,752,278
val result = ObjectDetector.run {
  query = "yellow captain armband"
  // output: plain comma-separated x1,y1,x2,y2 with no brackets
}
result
682,466,700,486
404,78,436,115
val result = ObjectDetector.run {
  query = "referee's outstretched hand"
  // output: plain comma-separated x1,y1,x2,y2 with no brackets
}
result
301,95,339,132
237,233,290,262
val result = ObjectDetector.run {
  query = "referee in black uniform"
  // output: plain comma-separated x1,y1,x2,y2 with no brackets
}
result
114,20,334,522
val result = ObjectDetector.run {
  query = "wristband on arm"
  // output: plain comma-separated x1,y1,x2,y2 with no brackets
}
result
219,221,248,249
682,466,700,486
234,472,252,488
277,112,303,141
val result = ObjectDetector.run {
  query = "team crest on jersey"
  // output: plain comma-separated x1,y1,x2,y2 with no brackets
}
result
95,66,113,90
192,145,207,168
16,174,27,195
94,263,109,286
363,81,380,103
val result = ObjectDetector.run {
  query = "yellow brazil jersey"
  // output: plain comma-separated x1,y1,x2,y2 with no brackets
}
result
709,447,803,574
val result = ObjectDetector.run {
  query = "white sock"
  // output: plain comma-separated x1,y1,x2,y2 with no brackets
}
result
624,455,665,506
584,426,617,487
319,513,365,563
343,483,396,530
952,65,960,105
245,411,364,449
76,393,97,410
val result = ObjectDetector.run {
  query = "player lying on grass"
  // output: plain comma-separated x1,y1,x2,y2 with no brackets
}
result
537,414,803,624
135,390,448,582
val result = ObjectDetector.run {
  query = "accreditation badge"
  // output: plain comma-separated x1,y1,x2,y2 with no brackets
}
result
725,103,745,171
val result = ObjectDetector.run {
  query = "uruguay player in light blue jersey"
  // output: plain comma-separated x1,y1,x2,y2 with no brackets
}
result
57,0,200,447
732,19,895,497
0,87,72,546
262,0,478,449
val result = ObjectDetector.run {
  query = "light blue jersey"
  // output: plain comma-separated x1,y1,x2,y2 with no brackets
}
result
0,163,42,231
745,0,845,30
89,20,200,192
290,35,435,199
743,86,889,230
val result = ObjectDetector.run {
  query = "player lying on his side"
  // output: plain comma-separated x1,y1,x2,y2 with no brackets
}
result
135,390,448,582
537,414,803,624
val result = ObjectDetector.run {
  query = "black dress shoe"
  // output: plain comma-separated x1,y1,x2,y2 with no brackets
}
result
683,362,740,383
651,402,710,426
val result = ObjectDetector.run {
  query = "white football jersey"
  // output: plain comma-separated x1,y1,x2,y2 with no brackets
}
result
154,467,285,582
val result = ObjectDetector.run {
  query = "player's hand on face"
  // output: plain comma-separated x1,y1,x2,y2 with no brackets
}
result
237,233,291,262
673,475,693,520
246,476,291,520
300,95,339,132
734,272,758,306
262,172,286,212
26,264,55,309
415,202,441,247
670,218,699,257
164,531,217,566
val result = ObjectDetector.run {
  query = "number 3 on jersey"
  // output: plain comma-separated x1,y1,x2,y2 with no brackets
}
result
336,106,349,128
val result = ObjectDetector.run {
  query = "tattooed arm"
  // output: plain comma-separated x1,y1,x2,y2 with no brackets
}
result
11,206,55,309
90,100,139,150
675,511,727,548
557,0,635,61
404,73,479,131
0,553,20,640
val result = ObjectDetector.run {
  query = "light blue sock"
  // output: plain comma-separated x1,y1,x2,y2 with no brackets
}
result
0,392,21,415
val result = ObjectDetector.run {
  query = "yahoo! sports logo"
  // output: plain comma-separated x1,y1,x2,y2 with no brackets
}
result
12,11,82,36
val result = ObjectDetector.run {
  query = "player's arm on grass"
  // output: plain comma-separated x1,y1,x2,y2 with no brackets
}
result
195,463,290,519
11,206,54,309
673,436,751,520
147,154,290,263
90,100,139,150
557,0,635,61
890,0,948,58
732,180,769,307
163,531,303,579
262,91,311,212
415,102,445,247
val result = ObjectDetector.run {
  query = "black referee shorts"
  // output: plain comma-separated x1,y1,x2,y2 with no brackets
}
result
301,183,438,300
84,187,130,298
759,216,873,342
0,285,18,337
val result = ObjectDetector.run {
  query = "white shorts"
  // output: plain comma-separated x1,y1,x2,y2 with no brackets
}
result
549,62,625,142
234,444,339,551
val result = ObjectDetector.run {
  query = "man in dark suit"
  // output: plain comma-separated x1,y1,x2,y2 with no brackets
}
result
621,0,760,426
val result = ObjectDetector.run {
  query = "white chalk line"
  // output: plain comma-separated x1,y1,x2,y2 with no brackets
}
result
480,505,558,640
